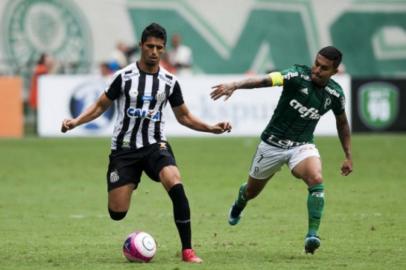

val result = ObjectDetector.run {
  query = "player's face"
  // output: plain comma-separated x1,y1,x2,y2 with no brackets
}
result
311,54,337,86
140,37,165,67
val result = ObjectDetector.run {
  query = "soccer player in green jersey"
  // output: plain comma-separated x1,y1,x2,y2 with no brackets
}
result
210,46,353,254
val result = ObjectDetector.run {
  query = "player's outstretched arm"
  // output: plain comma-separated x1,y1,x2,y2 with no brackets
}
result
172,104,231,134
210,75,273,101
335,112,353,176
61,93,113,133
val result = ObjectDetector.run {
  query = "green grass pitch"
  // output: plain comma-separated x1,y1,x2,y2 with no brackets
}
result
0,135,405,269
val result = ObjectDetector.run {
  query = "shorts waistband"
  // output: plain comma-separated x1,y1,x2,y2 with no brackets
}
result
264,135,307,149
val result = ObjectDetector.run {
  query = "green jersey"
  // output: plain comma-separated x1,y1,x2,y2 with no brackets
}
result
261,64,345,145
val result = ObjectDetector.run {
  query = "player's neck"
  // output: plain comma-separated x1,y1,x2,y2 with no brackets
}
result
137,61,159,74
313,80,329,88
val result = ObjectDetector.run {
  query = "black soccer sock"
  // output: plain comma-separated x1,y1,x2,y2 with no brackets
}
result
168,183,192,250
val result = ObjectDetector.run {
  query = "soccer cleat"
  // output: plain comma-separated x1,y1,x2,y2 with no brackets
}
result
304,235,321,254
228,202,243,225
182,249,203,263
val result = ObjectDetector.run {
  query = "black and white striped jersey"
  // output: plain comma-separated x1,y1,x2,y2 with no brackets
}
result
104,62,184,150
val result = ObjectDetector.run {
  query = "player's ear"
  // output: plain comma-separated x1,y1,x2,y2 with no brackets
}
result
330,66,338,76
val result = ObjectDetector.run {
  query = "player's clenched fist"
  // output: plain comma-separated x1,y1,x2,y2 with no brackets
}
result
61,119,77,133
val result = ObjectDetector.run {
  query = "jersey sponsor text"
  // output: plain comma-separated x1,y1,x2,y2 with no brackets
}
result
289,99,321,119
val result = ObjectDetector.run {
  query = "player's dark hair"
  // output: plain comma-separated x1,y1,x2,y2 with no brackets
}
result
318,46,342,68
141,23,167,45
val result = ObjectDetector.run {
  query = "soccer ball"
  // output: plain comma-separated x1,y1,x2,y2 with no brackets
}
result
123,231,157,263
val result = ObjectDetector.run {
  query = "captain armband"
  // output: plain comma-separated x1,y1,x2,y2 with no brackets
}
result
268,72,284,87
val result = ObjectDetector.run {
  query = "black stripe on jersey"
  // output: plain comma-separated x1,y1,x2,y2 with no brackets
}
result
129,72,146,148
115,78,132,150
141,74,160,146
154,83,171,142
169,81,184,107
105,74,122,100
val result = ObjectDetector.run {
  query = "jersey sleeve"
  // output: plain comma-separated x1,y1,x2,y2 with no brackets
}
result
168,80,185,107
280,65,302,89
268,72,284,86
104,73,122,100
332,93,346,115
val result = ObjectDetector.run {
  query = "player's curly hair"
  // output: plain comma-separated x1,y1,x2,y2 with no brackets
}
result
318,46,342,68
141,23,167,45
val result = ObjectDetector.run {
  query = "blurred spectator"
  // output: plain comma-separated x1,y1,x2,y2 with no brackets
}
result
168,33,193,75
28,53,55,111
99,62,114,78
109,41,139,70
160,52,177,74
28,53,55,133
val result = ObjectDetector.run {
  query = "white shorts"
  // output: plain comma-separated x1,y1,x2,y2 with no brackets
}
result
248,141,320,180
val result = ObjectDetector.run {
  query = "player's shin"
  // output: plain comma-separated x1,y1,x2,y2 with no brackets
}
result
168,183,192,250
307,184,325,236
235,183,248,209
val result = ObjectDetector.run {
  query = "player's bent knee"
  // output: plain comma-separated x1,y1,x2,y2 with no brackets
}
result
108,208,127,221
307,176,323,187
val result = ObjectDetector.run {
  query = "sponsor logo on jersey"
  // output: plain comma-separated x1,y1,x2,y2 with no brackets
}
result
299,88,309,95
123,71,139,81
358,82,399,130
325,86,340,98
126,107,161,121
159,142,167,150
142,96,154,101
158,74,173,85
289,99,320,119
129,89,138,98
283,72,299,80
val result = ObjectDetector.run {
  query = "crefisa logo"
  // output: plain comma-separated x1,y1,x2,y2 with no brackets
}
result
70,81,115,131
358,82,399,130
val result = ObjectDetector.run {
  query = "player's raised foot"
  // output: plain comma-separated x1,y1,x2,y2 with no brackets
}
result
182,249,203,263
228,202,243,225
304,235,321,254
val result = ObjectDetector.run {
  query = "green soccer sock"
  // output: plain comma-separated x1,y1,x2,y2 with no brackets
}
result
307,184,325,237
235,183,248,209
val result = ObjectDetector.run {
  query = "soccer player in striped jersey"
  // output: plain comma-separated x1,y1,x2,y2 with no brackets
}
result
210,46,352,254
62,23,231,263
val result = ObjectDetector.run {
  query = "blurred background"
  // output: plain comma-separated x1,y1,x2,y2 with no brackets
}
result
0,0,405,138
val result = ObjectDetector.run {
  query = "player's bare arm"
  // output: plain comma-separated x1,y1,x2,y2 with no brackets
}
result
210,75,273,101
61,93,112,133
172,104,231,134
335,112,353,176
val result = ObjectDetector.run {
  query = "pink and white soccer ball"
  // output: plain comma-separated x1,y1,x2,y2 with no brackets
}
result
123,231,157,262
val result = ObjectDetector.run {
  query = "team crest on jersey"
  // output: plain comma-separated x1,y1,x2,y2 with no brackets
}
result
110,170,120,183
324,97,332,109
156,91,167,103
